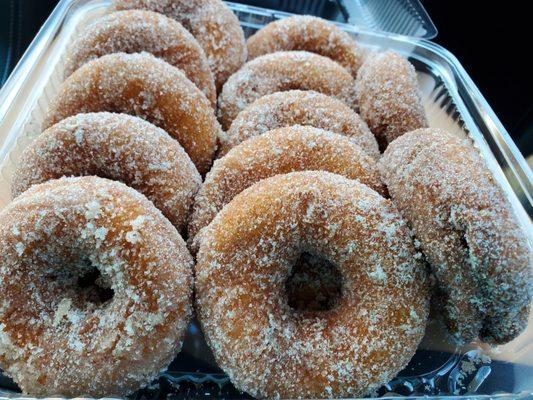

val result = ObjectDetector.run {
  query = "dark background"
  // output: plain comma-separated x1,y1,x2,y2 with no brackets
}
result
1,0,531,159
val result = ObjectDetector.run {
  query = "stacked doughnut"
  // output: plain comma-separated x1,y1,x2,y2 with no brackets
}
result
0,7,530,400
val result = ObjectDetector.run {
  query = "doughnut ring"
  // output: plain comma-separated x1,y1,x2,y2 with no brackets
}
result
247,15,361,78
112,0,247,92
196,171,429,398
64,10,216,108
44,52,221,175
189,125,386,251
0,176,193,397
355,51,427,150
217,51,358,130
220,90,379,159
13,112,201,233
379,128,531,344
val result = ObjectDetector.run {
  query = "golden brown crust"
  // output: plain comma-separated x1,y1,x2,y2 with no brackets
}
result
220,90,379,159
247,15,361,78
64,10,216,108
13,113,201,233
196,171,429,398
217,51,358,130
112,0,247,91
379,128,531,344
189,126,386,252
0,176,193,397
355,51,427,150
44,52,221,175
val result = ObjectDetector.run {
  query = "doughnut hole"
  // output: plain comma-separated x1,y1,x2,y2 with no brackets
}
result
285,252,343,312
41,257,115,313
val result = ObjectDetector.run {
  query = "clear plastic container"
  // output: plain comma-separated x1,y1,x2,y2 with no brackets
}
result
229,0,437,38
0,0,531,399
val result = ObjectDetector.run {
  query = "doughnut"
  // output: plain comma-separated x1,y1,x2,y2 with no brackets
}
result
217,51,358,130
112,0,247,92
355,51,427,150
189,125,386,252
379,128,531,344
0,176,193,397
12,112,201,233
195,171,429,398
220,90,379,159
64,10,216,108
44,52,220,175
247,15,361,78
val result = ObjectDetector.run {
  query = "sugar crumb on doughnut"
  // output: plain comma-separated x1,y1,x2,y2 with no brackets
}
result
217,51,358,130
355,51,427,150
247,15,362,78
64,10,216,108
220,90,379,159
196,171,429,398
13,112,201,233
45,52,221,175
380,128,531,344
0,176,193,397
189,125,386,252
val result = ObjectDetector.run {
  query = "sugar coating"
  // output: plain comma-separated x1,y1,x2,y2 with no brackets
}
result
112,0,247,92
64,10,216,108
355,51,428,150
220,90,379,159
379,128,532,345
12,112,201,233
217,51,359,130
195,171,429,398
0,176,194,397
189,125,386,253
44,52,221,175
247,15,361,78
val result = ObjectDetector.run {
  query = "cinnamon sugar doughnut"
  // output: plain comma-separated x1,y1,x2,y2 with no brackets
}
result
355,51,427,150
217,51,358,130
380,128,531,344
112,0,246,92
247,15,361,78
189,125,386,251
44,52,220,175
0,176,193,397
220,90,379,159
64,10,216,108
196,171,429,398
12,113,201,233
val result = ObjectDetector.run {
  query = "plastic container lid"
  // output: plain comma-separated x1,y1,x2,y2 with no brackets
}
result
229,0,437,38
341,0,437,38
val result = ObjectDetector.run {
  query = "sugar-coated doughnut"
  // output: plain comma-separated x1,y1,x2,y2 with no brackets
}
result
220,90,379,159
189,125,386,251
12,113,201,233
247,15,361,78
0,176,193,397
64,10,216,108
44,52,220,175
355,51,427,150
380,128,531,344
217,51,358,130
112,0,247,92
196,171,429,398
